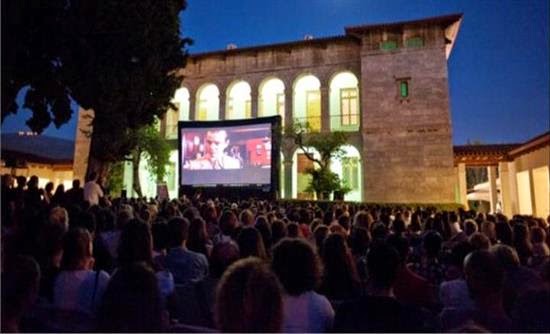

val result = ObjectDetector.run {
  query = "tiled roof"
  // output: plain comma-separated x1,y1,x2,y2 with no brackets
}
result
1,133,74,164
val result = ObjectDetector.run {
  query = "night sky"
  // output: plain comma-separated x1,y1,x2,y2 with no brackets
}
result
2,0,548,145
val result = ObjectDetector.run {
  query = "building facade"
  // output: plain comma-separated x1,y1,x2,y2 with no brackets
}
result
76,14,464,203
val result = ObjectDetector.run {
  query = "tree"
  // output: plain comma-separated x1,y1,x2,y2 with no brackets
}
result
129,122,171,198
285,123,349,199
2,0,191,178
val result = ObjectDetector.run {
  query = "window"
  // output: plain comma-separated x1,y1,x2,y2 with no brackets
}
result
340,88,358,126
400,81,408,98
342,157,359,190
306,90,321,131
380,40,397,51
396,78,410,99
405,37,424,48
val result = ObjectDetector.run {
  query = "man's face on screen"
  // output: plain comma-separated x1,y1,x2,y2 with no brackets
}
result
205,130,229,159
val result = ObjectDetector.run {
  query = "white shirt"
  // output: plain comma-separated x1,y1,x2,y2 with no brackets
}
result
282,291,335,333
83,180,103,205
53,270,110,314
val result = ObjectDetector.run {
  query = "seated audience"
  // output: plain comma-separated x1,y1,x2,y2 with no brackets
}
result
319,233,361,301
97,263,167,332
272,238,334,332
411,231,446,286
1,256,41,333
165,217,209,285
215,257,283,332
53,228,110,315
333,242,436,332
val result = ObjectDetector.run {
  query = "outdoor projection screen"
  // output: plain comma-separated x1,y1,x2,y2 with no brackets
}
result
179,116,280,187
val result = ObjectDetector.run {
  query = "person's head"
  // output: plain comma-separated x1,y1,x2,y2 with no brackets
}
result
490,244,520,270
464,250,503,303
49,206,69,232
240,209,254,226
210,241,240,279
187,217,208,252
321,233,353,275
392,218,406,235
38,222,66,269
219,210,238,237
72,179,81,189
313,224,329,255
45,182,54,193
61,228,94,270
386,234,410,265
117,220,153,267
206,130,229,159
1,256,40,330
215,258,283,332
353,210,373,230
27,175,38,188
151,220,170,253
464,219,478,236
423,231,443,258
495,222,514,246
271,219,287,245
338,214,351,232
469,232,491,251
167,217,189,248
16,175,26,188
446,241,474,277
237,226,268,260
272,238,321,296
531,226,546,244
349,227,371,256
367,242,400,290
287,222,301,238
88,172,98,182
97,263,165,332
481,221,496,243
255,216,272,253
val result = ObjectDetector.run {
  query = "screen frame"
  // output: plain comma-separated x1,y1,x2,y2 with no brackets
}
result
178,115,281,192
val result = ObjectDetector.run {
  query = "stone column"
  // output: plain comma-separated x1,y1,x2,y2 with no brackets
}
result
283,159,293,199
189,93,196,121
218,90,226,120
507,162,519,216
457,163,468,209
250,88,259,118
284,87,293,129
528,169,538,216
488,166,498,213
499,162,513,217
320,85,330,132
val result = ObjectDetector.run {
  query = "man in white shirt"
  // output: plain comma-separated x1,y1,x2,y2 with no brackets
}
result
83,172,104,206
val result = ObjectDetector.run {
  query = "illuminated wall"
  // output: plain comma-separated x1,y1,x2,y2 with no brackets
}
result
516,170,533,215
532,166,549,218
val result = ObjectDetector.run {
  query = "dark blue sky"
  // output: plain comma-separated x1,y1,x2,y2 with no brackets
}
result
2,0,548,145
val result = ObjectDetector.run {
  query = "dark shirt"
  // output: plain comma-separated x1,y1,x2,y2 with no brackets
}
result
333,295,437,332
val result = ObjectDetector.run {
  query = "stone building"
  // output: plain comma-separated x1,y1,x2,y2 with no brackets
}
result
76,13,464,203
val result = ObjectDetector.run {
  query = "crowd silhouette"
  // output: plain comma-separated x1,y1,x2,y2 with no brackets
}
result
1,173,549,332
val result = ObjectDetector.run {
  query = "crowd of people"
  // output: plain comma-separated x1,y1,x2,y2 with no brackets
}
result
1,173,550,332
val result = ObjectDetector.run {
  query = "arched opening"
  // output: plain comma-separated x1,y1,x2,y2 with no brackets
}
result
259,78,285,123
226,80,251,119
165,87,190,139
196,84,220,120
292,147,320,199
329,72,359,131
293,74,321,132
330,144,362,201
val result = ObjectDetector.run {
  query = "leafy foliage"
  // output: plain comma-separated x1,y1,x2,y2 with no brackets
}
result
285,122,349,199
129,121,171,197
2,0,191,174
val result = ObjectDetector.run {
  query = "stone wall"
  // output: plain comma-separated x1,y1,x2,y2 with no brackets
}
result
360,27,456,203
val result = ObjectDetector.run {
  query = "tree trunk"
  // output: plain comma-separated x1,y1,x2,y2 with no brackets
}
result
132,151,143,198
